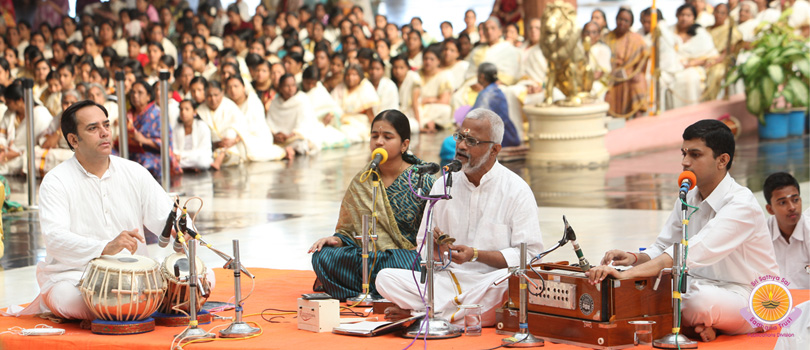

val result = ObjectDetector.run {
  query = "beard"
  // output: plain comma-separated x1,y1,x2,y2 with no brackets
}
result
457,147,490,173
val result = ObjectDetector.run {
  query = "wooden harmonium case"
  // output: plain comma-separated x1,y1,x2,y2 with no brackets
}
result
496,263,673,349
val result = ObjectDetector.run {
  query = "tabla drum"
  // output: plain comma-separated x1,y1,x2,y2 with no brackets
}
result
159,252,210,314
79,255,166,321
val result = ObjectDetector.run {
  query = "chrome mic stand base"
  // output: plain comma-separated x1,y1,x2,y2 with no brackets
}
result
403,317,462,339
219,322,260,338
653,333,698,349
175,326,216,341
503,331,545,348
346,293,377,307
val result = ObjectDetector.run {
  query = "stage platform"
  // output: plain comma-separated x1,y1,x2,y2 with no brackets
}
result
605,94,762,156
1,268,806,349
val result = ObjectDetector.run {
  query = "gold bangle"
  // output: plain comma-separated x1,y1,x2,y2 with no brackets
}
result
470,247,479,262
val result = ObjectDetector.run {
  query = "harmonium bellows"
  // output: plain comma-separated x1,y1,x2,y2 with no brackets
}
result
496,263,673,349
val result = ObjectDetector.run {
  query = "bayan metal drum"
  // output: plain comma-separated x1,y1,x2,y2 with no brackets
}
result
159,252,210,315
80,255,166,321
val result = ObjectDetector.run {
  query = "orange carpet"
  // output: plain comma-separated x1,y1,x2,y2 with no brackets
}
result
1,268,807,350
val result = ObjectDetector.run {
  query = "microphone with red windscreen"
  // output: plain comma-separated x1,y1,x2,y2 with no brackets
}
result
678,171,697,200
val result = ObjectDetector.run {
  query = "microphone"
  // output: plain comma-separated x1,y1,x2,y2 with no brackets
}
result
414,162,440,174
564,216,591,272
678,170,696,200
370,148,388,169
159,199,180,248
442,160,462,173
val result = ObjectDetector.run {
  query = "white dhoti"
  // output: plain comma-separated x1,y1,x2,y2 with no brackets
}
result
376,267,509,326
681,279,756,335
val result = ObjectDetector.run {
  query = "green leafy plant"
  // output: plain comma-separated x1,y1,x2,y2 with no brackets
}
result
725,11,810,124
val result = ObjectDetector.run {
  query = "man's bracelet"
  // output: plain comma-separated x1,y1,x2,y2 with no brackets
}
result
470,247,479,262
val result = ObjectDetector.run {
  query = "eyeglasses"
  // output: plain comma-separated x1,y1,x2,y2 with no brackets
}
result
453,132,496,147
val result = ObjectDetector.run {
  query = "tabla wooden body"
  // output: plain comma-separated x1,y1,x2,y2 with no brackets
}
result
159,252,209,314
79,255,166,321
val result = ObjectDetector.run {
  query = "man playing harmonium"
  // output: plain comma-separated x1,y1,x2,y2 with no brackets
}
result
376,108,544,326
27,100,181,319
587,120,779,342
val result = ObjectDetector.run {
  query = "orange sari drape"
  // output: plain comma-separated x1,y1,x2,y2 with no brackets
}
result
604,31,650,119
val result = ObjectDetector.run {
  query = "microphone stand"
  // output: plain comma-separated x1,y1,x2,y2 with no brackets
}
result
500,243,544,347
404,170,461,339
346,214,379,306
175,239,216,341
653,197,697,349
220,239,260,338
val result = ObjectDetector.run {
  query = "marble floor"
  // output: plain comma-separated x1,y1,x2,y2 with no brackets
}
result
0,127,808,308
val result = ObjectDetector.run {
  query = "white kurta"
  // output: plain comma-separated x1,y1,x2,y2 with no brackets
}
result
645,173,779,334
35,155,172,318
773,300,810,350
768,210,810,290
372,77,400,115
0,105,53,174
266,91,321,154
172,119,213,169
376,162,544,326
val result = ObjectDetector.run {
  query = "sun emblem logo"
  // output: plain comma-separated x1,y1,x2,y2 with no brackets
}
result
750,281,792,324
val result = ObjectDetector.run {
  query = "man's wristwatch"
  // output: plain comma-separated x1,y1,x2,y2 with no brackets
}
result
470,247,479,262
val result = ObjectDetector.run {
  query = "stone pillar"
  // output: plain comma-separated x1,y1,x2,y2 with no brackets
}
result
524,0,577,23
524,102,610,167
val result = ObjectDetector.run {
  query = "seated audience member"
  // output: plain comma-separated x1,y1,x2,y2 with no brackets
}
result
704,3,742,100
127,79,180,179
418,45,453,133
441,39,470,91
603,9,649,118
35,90,80,174
405,30,424,70
330,64,380,144
266,74,319,157
763,172,809,290
390,55,422,134
472,63,520,148
301,66,348,149
0,81,53,175
588,120,778,342
310,110,435,300
376,108,543,326
369,56,399,115
196,81,285,169
173,99,213,170
662,4,719,110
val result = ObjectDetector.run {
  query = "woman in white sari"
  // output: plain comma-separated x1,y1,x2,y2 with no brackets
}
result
663,4,719,110
391,55,422,134
418,45,453,133
173,100,213,170
266,73,321,156
369,57,399,115
225,76,274,139
330,64,380,144
197,81,286,169
441,39,470,91
302,66,349,149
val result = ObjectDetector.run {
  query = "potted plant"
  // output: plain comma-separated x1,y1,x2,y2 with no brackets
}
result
726,11,810,139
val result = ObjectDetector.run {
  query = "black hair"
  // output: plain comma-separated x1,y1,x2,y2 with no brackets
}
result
131,79,155,102
175,63,193,79
411,17,422,25
93,66,110,85
302,65,320,81
235,29,254,43
284,51,304,64
46,70,59,81
277,73,295,88
148,41,165,53
441,21,453,29
682,119,735,170
101,46,117,60
190,76,208,89
617,8,635,26
357,48,375,60
245,53,264,68
676,4,701,36
592,9,607,23
192,48,208,63
423,44,442,62
220,62,241,76
371,110,419,164
0,57,9,73
764,172,800,205
207,80,223,92
3,79,23,101
408,29,423,47
159,54,175,68
375,37,390,49
225,74,246,87
61,99,109,150
57,62,75,75
24,46,44,63
344,63,364,78
390,54,411,86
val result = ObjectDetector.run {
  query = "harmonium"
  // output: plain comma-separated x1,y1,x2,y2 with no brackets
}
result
496,263,673,349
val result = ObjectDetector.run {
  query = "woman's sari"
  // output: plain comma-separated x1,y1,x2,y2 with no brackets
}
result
604,31,650,118
129,102,181,179
311,160,436,300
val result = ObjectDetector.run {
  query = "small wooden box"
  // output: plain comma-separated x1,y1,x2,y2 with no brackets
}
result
297,298,340,333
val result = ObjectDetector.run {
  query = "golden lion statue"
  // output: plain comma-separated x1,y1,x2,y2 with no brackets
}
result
540,1,594,106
